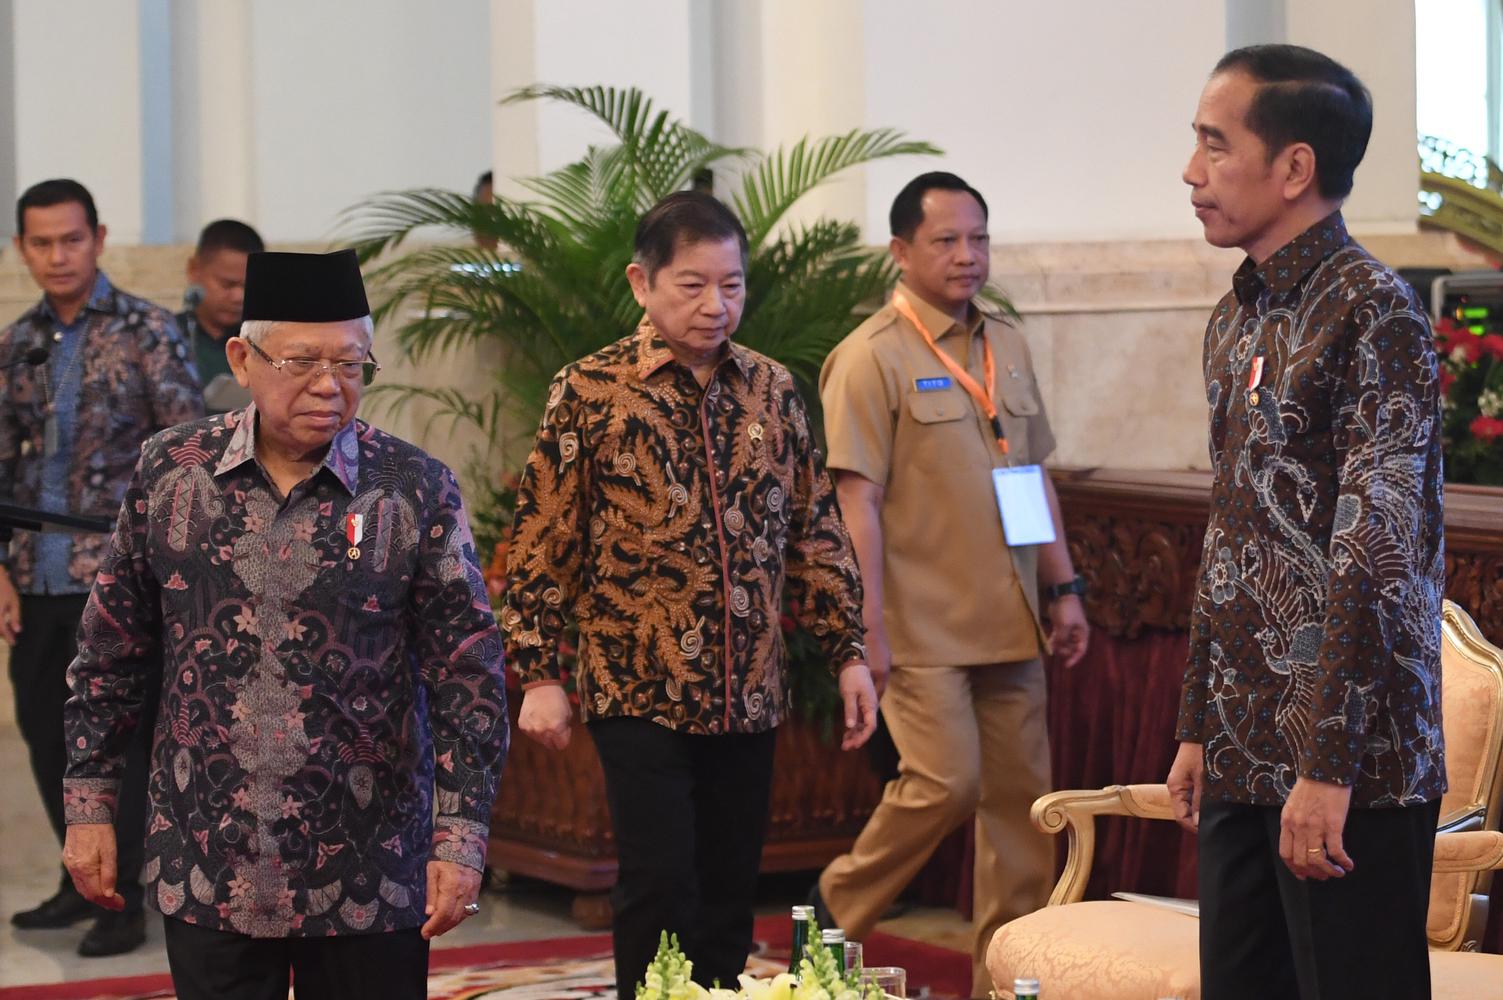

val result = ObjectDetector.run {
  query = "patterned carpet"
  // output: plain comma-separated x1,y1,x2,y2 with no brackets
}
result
0,916,970,1000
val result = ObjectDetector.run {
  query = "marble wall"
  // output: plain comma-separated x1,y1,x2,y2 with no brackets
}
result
0,244,500,484
998,229,1497,470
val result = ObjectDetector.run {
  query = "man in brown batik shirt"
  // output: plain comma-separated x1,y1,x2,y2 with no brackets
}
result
502,192,877,999
1170,46,1445,1000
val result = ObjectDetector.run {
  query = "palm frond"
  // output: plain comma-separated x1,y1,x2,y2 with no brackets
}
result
734,130,941,247
504,84,746,203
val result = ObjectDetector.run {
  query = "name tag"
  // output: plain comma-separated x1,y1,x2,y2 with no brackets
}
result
913,376,953,393
991,465,1057,547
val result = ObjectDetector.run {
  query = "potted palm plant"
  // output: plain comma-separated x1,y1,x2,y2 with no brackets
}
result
346,84,940,924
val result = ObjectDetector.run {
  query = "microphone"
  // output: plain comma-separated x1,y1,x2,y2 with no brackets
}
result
0,345,51,370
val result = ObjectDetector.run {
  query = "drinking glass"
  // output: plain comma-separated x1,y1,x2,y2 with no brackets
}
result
859,966,906,999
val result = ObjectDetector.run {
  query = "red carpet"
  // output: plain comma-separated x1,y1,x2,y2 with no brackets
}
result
0,915,969,1000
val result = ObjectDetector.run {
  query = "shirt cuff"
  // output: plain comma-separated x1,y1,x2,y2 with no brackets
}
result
522,678,565,690
430,816,489,872
63,778,120,824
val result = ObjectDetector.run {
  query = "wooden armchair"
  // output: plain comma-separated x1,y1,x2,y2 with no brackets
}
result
986,601,1503,999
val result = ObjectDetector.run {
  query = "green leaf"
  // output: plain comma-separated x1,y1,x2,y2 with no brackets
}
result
734,129,942,247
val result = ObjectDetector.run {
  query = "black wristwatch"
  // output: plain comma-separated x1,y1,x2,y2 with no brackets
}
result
1044,574,1086,602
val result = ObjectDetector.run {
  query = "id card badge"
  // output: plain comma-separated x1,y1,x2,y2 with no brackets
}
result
991,465,1057,547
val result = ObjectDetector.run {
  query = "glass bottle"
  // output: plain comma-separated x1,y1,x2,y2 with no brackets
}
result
790,904,815,974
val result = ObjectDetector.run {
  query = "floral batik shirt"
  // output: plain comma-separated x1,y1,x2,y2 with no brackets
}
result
503,322,866,735
0,271,203,590
62,407,509,936
1176,213,1447,808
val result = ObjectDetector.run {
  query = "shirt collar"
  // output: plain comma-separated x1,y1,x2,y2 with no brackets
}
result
633,318,752,382
214,403,362,495
894,281,983,340
38,271,113,327
1233,211,1350,306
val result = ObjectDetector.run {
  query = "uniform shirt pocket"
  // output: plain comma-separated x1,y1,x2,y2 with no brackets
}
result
904,391,974,470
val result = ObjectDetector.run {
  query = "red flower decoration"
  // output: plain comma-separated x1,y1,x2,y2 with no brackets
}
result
1469,415,1503,442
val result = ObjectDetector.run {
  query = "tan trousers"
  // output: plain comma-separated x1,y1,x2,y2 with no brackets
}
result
818,660,1053,998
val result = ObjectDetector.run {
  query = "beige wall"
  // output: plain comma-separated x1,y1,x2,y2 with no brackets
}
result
1000,227,1496,471
0,244,497,487
6,229,1491,482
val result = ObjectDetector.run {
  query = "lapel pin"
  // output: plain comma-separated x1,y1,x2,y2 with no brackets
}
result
346,512,364,560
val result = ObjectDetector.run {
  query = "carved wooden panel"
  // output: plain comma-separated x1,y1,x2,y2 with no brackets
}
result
1050,469,1503,644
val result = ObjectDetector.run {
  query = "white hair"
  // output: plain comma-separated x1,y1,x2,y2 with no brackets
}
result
239,316,375,347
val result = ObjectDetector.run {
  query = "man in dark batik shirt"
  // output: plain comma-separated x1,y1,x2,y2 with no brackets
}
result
504,192,877,999
61,250,508,1000
1169,46,1445,1000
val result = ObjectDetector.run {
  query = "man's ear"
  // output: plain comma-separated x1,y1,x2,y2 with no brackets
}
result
186,254,202,285
625,261,651,308
94,224,107,254
1281,143,1319,203
889,236,910,273
226,337,252,388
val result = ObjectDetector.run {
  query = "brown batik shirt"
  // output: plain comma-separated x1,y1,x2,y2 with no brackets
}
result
502,322,866,735
1176,213,1447,808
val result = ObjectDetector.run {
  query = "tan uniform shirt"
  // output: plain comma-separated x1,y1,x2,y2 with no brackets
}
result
819,283,1052,667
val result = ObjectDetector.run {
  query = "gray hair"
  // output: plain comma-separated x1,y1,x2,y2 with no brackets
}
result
239,316,375,347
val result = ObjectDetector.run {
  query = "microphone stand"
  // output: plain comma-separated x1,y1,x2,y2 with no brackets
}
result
0,501,114,551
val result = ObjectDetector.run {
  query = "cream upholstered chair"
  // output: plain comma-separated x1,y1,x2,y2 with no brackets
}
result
986,600,1503,1000
1431,830,1503,1000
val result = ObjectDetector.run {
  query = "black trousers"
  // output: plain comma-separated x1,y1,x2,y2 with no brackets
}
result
9,593,157,911
589,716,777,999
1199,798,1441,1000
163,917,429,1000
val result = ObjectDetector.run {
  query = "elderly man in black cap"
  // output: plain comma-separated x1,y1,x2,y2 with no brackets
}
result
59,250,509,1000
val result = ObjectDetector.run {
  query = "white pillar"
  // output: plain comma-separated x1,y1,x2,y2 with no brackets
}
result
489,0,695,201
0,0,17,239
1285,1,1419,233
13,0,145,242
171,0,256,239
710,0,867,232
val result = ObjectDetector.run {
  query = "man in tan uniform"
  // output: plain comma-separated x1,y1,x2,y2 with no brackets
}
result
814,172,1088,997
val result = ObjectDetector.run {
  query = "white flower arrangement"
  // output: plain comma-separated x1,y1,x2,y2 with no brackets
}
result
636,931,884,1000
1479,387,1503,418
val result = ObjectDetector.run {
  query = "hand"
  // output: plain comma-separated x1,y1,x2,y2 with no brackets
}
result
863,628,892,699
1279,777,1355,881
421,859,482,940
62,823,125,911
518,684,573,750
0,567,20,644
1047,594,1089,669
1166,741,1204,833
836,662,878,751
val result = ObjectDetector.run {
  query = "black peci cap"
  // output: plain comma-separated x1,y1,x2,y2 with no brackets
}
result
242,249,370,323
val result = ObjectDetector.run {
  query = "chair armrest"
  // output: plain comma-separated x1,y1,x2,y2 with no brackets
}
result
1433,831,1503,875
1436,806,1486,834
1030,784,1178,906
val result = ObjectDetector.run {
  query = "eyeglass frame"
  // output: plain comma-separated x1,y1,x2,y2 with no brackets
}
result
244,338,382,386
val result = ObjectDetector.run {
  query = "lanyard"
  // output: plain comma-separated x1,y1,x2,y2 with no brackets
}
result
891,291,1008,455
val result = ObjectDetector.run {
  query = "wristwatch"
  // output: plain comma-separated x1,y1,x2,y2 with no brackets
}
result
1043,574,1086,602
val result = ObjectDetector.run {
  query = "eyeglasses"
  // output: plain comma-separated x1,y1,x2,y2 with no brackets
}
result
246,339,381,386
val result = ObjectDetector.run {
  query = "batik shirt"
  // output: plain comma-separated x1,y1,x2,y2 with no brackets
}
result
62,407,509,937
503,322,866,735
1176,214,1447,808
0,272,203,590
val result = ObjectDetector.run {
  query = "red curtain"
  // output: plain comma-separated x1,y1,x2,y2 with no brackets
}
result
1044,630,1199,900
